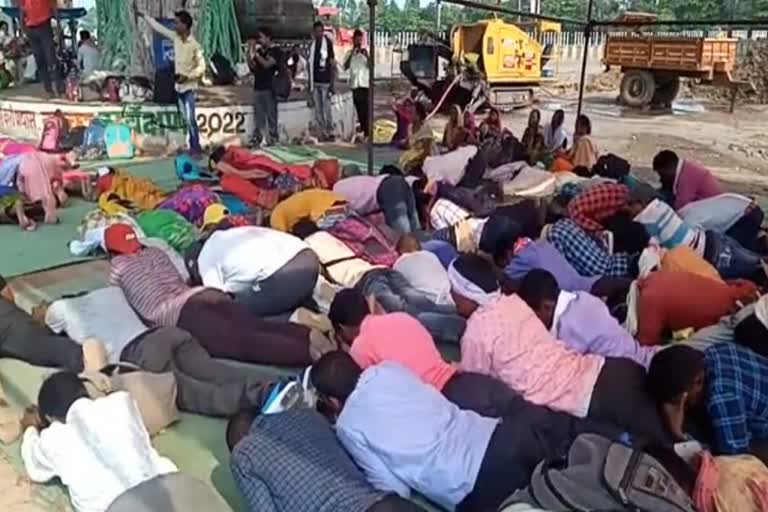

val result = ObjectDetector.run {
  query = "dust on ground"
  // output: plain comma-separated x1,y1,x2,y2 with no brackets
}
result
0,451,63,512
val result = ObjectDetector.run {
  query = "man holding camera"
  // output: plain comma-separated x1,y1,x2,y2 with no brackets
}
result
344,29,370,140
248,28,282,148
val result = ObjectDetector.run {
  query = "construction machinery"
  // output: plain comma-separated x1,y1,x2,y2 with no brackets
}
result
400,18,560,111
604,13,739,108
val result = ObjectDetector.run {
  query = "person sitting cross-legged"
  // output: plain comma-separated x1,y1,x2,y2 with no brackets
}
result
647,344,768,465
311,352,622,512
227,408,426,512
517,269,659,369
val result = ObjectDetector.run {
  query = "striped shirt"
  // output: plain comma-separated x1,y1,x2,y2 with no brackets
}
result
634,199,707,255
109,247,205,327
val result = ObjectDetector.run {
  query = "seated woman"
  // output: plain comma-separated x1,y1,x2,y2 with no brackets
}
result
543,109,568,153
520,109,542,156
442,105,477,151
398,102,435,173
478,107,502,141
551,114,598,173
391,94,415,149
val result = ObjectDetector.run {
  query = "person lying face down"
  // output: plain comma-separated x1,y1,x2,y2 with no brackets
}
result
311,352,622,512
634,270,759,347
332,174,421,234
647,344,768,465
652,150,723,210
39,286,286,417
626,187,767,283
227,407,426,512
293,219,466,345
20,372,178,512
449,253,671,444
0,273,107,373
106,224,330,368
394,234,454,307
517,269,658,369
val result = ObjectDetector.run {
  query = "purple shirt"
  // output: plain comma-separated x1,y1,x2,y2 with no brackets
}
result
504,240,599,292
332,176,387,215
554,291,658,369
674,160,724,210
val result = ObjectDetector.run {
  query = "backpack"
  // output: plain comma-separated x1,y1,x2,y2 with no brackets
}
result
65,73,81,102
39,114,68,152
120,76,153,104
135,209,199,253
82,118,108,152
210,53,235,86
503,433,697,512
174,154,216,182
60,125,86,150
593,153,631,180
328,214,398,267
104,123,135,159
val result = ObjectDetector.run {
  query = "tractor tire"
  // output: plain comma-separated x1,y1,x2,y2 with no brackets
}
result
652,75,681,108
620,70,656,108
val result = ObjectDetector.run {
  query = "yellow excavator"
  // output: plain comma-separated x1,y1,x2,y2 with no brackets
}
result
401,18,560,111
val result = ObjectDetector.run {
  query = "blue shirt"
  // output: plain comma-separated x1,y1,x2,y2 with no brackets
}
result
546,218,632,278
336,362,498,510
504,240,599,292
231,409,385,512
0,154,24,187
705,343,768,455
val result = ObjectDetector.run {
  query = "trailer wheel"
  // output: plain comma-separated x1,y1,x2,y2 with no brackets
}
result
620,70,656,107
652,75,681,107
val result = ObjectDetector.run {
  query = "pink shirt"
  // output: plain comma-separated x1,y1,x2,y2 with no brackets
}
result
350,312,457,390
17,152,65,203
674,160,724,210
332,175,387,215
460,294,604,417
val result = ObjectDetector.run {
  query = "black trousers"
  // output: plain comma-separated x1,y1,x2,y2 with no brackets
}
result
0,304,83,371
727,205,765,253
27,22,64,94
588,357,671,445
368,495,426,512
120,326,276,417
442,371,527,418
353,87,370,136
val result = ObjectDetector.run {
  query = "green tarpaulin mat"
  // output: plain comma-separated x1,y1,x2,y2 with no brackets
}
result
0,159,179,278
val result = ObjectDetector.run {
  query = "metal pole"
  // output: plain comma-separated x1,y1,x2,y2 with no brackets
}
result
436,0,442,33
367,0,377,175
576,0,595,122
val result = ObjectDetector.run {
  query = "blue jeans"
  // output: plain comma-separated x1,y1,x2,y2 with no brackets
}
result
311,84,334,137
357,269,466,344
706,230,764,281
177,90,202,152
376,175,421,234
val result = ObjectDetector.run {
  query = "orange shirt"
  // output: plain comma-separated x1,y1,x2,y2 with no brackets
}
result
22,0,53,28
636,271,758,346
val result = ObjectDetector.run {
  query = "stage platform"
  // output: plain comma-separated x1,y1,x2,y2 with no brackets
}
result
0,82,356,147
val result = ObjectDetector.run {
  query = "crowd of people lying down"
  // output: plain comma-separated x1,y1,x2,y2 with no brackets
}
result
2,106,768,512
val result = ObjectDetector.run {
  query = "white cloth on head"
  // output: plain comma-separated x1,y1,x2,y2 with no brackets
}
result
638,243,664,279
447,261,500,306
623,280,640,336
543,122,568,152
755,294,768,329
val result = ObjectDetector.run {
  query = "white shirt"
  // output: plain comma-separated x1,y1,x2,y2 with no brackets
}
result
678,193,752,233
45,287,147,363
394,251,454,306
345,49,369,89
77,43,100,78
423,145,478,186
197,226,309,294
21,392,177,512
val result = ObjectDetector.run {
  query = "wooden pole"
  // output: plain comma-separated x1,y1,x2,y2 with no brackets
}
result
367,0,377,175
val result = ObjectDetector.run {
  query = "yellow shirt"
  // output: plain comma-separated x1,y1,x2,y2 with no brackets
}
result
270,189,344,232
144,17,206,93
661,246,723,283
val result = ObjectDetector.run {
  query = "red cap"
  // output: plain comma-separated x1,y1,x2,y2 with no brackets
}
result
104,224,142,255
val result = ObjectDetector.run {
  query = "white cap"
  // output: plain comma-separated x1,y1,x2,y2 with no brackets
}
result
96,166,111,177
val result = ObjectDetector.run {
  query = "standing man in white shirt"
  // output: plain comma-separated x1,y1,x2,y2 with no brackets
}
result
138,10,206,154
76,30,99,79
344,29,370,139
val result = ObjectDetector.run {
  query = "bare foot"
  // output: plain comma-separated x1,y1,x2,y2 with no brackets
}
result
42,195,57,224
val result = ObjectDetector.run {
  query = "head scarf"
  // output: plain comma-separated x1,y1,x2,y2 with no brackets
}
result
447,260,501,306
